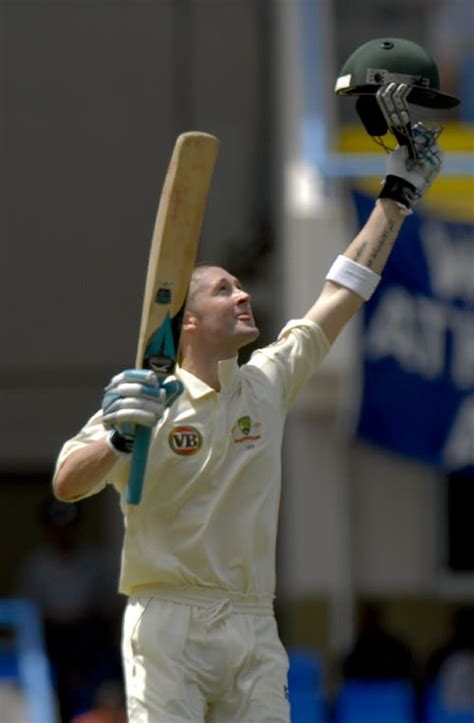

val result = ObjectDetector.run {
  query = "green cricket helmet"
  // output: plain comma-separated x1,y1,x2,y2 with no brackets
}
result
335,37,460,109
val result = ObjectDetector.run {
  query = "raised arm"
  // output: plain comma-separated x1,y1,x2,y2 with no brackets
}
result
306,136,442,344
306,198,402,343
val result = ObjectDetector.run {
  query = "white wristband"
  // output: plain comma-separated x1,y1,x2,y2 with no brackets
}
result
326,255,381,301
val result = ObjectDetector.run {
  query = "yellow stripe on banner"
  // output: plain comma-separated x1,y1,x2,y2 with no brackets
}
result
338,123,474,222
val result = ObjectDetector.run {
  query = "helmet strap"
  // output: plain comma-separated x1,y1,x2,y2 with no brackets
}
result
356,95,388,137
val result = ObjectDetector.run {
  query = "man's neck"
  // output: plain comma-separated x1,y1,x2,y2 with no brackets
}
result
180,347,237,391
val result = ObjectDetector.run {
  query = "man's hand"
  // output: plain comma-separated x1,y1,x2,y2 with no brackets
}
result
379,123,443,215
102,370,183,454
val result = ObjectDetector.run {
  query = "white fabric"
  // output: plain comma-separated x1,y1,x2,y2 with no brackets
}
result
326,254,381,300
54,318,330,599
122,595,290,722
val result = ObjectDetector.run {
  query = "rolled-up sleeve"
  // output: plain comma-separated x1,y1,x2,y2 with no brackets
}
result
53,410,128,499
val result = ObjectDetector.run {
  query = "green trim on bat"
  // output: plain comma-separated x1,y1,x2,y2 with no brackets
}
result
144,312,177,374
125,305,186,504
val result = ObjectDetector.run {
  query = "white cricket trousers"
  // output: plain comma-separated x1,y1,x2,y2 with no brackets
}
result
122,592,290,722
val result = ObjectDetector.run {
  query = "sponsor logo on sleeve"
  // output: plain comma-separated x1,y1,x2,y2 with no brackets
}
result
169,426,203,455
231,416,262,445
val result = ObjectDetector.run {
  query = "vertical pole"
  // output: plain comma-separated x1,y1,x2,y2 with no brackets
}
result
275,0,356,659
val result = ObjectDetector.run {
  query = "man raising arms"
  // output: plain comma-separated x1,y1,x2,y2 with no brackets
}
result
53,138,441,723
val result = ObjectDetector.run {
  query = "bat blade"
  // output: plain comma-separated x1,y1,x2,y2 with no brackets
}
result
125,131,219,505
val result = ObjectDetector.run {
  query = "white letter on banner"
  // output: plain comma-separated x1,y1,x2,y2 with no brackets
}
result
365,287,446,380
443,395,474,470
450,308,474,389
420,220,474,302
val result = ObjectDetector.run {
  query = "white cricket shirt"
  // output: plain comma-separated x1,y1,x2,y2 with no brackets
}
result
54,319,330,602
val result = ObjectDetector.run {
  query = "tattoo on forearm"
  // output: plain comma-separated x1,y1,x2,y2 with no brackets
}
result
350,217,397,268
354,218,395,269
366,217,396,268
354,242,367,261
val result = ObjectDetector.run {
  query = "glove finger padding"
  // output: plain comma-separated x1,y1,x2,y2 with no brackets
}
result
107,369,161,389
104,371,183,405
103,397,167,429
104,382,167,405
102,369,184,453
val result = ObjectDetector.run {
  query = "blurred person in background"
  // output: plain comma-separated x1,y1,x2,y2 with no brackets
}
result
15,497,123,722
342,601,415,682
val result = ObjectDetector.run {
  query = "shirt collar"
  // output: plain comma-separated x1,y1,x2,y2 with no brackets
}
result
176,357,240,400
217,357,240,396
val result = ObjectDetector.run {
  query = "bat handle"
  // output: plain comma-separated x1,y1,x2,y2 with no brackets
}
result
125,426,152,505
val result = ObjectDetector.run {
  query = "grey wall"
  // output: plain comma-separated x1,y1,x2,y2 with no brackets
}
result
2,0,274,468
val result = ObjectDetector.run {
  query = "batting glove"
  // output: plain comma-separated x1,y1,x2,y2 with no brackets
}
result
102,369,183,454
379,124,443,215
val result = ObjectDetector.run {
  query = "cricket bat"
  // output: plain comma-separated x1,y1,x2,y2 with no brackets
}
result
125,131,220,505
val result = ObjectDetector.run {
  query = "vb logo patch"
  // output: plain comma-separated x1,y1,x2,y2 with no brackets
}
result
169,426,202,456
231,416,262,445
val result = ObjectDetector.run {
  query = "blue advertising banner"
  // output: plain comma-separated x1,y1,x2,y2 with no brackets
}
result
353,191,474,475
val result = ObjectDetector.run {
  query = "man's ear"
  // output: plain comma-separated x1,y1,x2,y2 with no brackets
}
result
182,309,198,332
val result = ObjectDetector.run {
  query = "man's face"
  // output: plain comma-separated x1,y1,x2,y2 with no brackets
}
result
185,266,260,353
